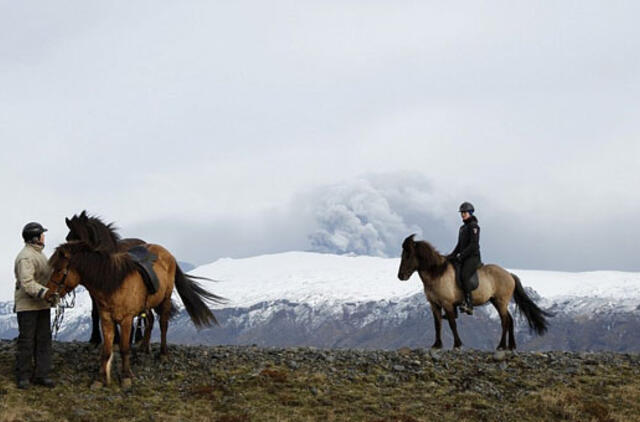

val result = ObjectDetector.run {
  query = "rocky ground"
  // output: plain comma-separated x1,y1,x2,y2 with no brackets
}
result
1,340,640,421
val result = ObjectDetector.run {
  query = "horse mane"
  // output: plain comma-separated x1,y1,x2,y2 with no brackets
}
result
50,242,138,295
65,210,121,253
413,239,449,279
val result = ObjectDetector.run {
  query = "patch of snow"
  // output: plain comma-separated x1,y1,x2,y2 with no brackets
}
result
191,252,640,313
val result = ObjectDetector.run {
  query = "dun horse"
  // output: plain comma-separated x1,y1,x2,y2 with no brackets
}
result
397,234,550,350
47,240,225,388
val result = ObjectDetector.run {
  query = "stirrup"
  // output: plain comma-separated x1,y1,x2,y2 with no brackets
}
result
459,302,473,315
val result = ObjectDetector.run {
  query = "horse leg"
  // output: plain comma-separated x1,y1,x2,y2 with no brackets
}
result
113,322,121,345
143,311,154,354
159,299,171,356
430,304,443,349
445,307,463,349
89,297,101,345
94,316,115,388
492,299,509,350
119,316,134,388
507,311,516,350
133,315,144,345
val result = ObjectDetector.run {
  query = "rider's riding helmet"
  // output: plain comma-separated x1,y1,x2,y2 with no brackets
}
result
22,222,48,243
458,202,475,214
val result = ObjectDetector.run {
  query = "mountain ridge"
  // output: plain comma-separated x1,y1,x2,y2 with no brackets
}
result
1,251,639,351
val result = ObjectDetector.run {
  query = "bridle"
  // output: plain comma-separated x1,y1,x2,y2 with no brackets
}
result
51,261,70,295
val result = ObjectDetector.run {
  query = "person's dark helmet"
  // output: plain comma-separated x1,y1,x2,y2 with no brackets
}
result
22,222,48,243
458,202,475,213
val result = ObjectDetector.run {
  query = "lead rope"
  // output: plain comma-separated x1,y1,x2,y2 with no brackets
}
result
51,289,76,340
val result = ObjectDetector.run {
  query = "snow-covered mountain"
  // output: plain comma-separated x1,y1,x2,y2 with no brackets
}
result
1,252,639,351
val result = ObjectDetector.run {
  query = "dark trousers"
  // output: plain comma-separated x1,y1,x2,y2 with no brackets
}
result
16,309,52,381
455,256,481,293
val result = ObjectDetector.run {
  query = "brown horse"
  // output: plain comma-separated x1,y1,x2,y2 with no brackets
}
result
47,240,225,388
64,210,153,345
397,234,550,350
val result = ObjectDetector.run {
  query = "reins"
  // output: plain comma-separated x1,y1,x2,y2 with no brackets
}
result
50,256,77,339
52,289,76,339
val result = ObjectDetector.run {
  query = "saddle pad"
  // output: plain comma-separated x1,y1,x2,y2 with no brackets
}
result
127,245,160,294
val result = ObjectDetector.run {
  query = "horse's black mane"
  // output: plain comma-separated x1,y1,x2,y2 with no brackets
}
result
50,241,138,295
65,210,121,253
404,235,449,279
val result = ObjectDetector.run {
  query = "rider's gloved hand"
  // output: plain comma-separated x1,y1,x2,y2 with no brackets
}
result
45,291,60,307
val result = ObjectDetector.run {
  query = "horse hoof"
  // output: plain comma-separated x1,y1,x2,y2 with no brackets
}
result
428,349,441,360
122,378,132,389
493,351,508,362
90,380,104,390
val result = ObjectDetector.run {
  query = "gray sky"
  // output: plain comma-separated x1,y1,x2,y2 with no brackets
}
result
1,1,639,300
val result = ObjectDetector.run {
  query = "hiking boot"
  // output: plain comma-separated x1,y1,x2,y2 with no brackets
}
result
33,377,55,388
17,379,30,390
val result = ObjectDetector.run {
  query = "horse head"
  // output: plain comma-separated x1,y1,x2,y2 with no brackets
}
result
398,234,418,281
47,242,83,297
65,211,120,253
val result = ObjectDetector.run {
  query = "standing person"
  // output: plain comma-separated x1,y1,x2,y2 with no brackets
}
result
447,202,482,315
14,222,56,389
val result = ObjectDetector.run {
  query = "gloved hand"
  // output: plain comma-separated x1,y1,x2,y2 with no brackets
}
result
45,291,60,307
447,254,459,263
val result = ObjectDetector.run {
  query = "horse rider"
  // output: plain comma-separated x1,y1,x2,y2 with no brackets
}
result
14,222,58,389
447,202,481,315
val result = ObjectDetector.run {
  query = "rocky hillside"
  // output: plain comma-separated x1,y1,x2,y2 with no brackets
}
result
1,340,639,421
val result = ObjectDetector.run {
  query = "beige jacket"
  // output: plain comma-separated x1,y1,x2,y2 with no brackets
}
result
14,243,52,312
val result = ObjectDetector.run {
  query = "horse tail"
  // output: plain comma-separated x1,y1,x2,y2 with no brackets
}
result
511,273,551,335
174,265,226,328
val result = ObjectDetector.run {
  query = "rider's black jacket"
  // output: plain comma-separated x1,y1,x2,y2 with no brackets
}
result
449,215,481,262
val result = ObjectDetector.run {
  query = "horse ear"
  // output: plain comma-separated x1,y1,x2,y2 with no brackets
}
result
402,233,417,250
65,217,71,229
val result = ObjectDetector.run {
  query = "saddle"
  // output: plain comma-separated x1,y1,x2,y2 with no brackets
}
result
127,245,160,294
454,262,483,292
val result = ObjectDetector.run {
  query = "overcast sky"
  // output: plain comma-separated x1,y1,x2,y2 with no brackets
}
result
1,1,639,300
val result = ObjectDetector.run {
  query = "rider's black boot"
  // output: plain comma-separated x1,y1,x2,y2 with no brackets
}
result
463,292,474,315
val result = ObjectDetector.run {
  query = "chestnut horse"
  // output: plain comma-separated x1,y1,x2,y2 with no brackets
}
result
397,234,550,350
47,240,225,388
64,210,151,345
